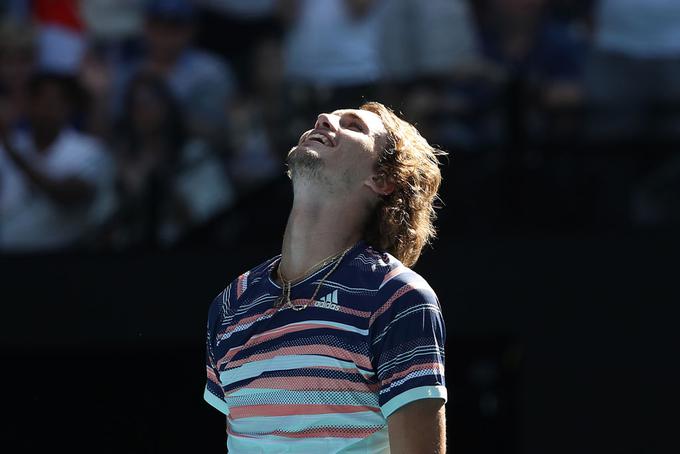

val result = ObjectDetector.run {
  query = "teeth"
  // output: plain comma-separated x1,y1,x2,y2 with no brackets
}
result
309,133,331,146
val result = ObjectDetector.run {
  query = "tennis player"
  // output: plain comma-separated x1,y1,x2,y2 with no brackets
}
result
205,101,448,453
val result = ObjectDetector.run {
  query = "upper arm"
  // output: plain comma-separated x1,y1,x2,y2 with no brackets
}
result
387,398,447,454
204,288,230,415
370,282,447,416
370,280,448,451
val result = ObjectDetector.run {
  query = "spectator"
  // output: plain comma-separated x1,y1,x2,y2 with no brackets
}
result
380,0,480,82
76,1,146,139
281,0,386,116
477,0,586,102
0,72,116,252
225,38,285,194
585,0,680,139
0,19,37,130
80,0,145,45
108,73,234,250
80,0,145,64
33,0,87,75
193,0,283,85
114,0,237,146
378,0,490,149
473,0,588,140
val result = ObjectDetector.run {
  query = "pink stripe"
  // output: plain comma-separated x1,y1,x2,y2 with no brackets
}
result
236,272,249,299
222,324,316,363
222,321,361,363
230,403,380,420
381,265,407,287
226,344,372,370
335,305,372,318
206,366,220,385
369,284,413,327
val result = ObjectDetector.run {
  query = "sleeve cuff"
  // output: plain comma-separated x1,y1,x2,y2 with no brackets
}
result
381,385,447,419
204,386,229,415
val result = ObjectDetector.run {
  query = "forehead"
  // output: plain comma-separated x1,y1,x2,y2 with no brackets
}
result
331,109,386,134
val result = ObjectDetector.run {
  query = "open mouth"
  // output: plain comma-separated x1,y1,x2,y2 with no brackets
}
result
304,131,334,147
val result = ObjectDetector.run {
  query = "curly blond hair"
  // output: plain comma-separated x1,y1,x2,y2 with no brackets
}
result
360,102,447,267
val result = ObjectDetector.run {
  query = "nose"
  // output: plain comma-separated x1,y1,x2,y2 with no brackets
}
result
315,113,337,131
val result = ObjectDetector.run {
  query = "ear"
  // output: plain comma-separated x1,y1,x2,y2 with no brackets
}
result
365,173,395,196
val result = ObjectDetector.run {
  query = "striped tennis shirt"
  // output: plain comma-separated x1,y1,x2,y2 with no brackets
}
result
204,240,447,453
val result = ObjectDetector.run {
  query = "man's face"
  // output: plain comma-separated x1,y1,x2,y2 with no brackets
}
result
287,109,387,195
29,82,70,134
145,19,192,62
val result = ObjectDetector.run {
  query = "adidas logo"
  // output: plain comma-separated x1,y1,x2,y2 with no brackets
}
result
315,289,340,310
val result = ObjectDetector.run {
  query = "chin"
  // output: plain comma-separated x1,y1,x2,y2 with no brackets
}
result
289,144,324,162
287,146,323,175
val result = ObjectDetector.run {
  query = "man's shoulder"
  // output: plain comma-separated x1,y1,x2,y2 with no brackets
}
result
350,244,434,295
208,254,279,321
226,254,279,294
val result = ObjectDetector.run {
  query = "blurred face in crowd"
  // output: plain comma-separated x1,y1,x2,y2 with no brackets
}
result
493,0,545,19
29,80,71,137
0,46,35,90
252,39,284,95
0,21,36,91
145,18,193,63
287,109,388,199
130,83,168,135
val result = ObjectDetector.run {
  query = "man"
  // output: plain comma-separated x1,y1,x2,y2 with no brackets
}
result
110,0,237,144
586,0,680,139
0,72,115,251
205,102,447,453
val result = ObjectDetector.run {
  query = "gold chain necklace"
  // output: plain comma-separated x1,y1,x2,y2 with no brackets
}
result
275,245,352,311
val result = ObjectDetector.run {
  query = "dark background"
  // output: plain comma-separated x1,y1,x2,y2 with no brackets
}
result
3,178,679,453
1,0,680,453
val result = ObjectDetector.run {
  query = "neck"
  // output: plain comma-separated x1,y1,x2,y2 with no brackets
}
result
278,184,367,282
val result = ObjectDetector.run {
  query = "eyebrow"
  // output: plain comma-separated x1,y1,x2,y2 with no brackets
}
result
334,111,369,131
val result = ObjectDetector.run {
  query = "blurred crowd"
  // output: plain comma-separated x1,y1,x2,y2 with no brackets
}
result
1,0,679,253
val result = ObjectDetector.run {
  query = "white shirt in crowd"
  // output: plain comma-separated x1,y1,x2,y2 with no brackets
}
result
283,0,385,86
0,128,117,252
158,139,236,246
80,0,145,42
381,0,479,80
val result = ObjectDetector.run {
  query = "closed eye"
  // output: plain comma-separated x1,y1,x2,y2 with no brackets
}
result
343,119,366,133
336,111,368,133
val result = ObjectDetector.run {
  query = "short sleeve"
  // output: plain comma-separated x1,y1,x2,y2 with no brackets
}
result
369,282,447,420
204,289,229,415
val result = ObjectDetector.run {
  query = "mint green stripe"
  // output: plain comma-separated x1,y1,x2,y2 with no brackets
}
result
281,319,369,335
219,355,361,386
204,387,229,415
227,390,378,407
230,410,384,434
380,385,447,419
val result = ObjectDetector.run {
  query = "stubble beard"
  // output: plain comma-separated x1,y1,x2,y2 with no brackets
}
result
286,146,324,183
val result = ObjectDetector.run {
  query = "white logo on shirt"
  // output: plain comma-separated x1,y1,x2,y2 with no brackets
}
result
314,289,340,310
